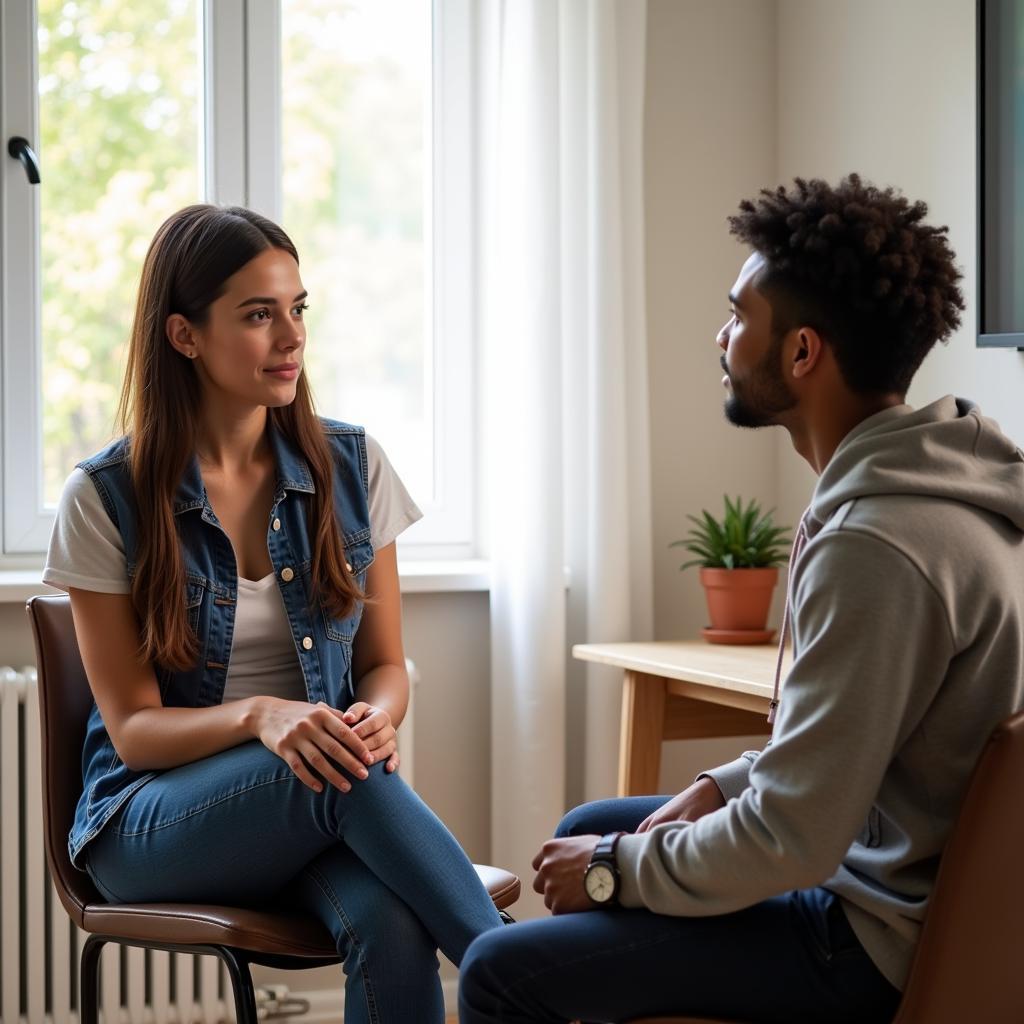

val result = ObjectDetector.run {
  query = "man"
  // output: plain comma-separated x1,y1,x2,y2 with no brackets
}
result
458,175,1024,1023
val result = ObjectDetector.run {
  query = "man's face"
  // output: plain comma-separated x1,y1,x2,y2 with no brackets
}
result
716,253,797,428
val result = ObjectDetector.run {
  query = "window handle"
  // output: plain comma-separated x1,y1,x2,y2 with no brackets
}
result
7,136,41,185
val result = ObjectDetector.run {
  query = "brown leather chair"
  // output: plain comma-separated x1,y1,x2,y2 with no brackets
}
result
28,593,521,1024
628,709,1024,1024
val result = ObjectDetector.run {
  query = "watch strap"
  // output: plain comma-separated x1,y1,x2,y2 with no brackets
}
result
591,830,626,865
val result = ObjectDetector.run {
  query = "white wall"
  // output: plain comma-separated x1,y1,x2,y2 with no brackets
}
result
645,0,783,786
646,0,781,645
0,605,34,665
401,591,493,860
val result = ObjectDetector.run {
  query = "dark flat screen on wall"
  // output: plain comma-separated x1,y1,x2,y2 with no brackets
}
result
979,0,1024,347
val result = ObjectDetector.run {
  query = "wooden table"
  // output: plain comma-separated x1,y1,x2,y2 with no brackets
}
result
572,641,791,796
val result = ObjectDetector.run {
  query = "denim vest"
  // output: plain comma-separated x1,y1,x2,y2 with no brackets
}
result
68,419,374,866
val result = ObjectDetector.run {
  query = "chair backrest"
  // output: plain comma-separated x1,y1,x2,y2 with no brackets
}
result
894,709,1024,1023
26,593,105,927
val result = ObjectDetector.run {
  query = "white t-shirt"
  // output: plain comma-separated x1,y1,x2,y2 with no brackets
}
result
43,434,421,702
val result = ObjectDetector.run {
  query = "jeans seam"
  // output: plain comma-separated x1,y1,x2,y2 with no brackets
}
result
114,773,300,837
306,865,380,1024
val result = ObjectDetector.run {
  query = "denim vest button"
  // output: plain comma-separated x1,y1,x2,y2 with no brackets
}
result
272,518,281,531
281,566,295,582
302,635,314,650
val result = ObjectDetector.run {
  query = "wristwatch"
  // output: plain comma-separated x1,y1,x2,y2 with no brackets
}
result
584,831,625,905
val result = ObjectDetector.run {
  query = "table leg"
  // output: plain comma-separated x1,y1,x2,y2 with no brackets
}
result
618,670,667,796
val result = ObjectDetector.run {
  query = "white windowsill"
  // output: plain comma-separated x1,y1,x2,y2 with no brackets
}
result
0,560,493,603
398,559,491,593
0,571,59,603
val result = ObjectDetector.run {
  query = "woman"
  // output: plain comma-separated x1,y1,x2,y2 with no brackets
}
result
43,205,502,1023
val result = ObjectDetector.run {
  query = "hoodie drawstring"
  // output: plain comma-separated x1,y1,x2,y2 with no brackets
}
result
767,508,810,726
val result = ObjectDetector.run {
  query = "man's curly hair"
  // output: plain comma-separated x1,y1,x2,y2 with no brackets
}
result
728,174,964,395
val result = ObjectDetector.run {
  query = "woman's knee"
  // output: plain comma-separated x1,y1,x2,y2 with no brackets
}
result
311,759,397,822
327,758,406,805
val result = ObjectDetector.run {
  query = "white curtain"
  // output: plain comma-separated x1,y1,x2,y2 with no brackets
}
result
480,0,653,916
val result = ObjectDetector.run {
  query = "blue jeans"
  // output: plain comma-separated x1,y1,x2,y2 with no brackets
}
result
84,741,503,1024
459,797,902,1024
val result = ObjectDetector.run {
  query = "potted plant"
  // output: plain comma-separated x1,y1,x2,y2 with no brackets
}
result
670,496,791,644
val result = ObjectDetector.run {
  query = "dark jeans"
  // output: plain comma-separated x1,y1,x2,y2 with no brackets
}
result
459,797,901,1024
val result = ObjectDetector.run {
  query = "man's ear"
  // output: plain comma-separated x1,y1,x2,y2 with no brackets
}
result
790,326,825,380
166,313,198,360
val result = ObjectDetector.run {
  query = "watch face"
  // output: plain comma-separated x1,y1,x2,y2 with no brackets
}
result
585,863,616,903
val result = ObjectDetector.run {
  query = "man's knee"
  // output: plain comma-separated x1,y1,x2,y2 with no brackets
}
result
459,928,513,1015
460,923,569,1023
555,802,588,836
555,798,613,837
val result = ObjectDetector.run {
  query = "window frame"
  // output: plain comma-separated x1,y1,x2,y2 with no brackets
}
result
413,0,475,557
1,0,476,562
1,0,47,555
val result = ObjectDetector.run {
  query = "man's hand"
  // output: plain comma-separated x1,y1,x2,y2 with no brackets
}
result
635,776,726,832
531,835,601,914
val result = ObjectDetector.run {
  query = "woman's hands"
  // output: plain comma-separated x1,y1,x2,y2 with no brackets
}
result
249,697,375,793
343,702,400,774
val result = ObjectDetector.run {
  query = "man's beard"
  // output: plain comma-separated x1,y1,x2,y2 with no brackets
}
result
722,337,797,429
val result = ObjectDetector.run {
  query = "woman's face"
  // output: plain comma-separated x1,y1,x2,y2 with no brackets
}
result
177,247,308,411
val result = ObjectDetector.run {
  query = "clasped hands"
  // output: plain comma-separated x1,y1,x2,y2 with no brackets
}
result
531,776,725,914
256,696,400,793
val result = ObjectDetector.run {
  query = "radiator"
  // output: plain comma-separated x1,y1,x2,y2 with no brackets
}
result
0,667,232,1024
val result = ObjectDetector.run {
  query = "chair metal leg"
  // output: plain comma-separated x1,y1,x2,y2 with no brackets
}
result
79,935,106,1024
218,947,259,1024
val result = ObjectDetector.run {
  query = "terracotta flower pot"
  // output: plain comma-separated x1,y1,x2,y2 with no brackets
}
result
699,567,779,631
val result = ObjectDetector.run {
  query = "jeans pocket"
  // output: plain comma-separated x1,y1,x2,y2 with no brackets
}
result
824,896,865,961
795,888,864,965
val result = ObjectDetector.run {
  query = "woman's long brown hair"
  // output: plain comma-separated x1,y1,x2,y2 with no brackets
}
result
117,205,362,671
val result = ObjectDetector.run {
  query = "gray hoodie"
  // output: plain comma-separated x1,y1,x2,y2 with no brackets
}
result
615,396,1024,989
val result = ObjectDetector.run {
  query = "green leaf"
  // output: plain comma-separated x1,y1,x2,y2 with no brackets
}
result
686,546,716,561
702,510,725,547
671,494,792,569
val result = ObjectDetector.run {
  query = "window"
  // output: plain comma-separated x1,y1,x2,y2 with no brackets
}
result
1,0,474,559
